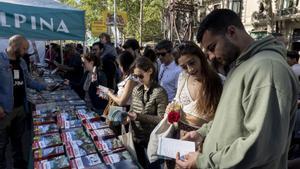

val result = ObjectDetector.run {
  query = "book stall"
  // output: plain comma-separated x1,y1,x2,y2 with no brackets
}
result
27,68,140,169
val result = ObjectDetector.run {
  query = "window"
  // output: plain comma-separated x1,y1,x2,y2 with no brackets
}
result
230,0,242,16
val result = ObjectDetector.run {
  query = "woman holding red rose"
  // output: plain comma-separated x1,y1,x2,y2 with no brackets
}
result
172,41,223,136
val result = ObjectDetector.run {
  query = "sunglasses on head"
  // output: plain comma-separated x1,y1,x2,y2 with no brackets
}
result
133,74,144,80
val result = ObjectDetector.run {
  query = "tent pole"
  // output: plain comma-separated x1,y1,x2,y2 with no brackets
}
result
60,40,64,65
83,33,87,54
114,0,117,48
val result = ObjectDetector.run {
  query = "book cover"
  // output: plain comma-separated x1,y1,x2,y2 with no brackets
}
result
65,140,97,159
83,120,108,131
70,153,107,169
103,150,132,165
33,116,56,125
89,128,115,141
34,124,59,135
32,133,62,150
94,138,124,153
33,145,65,160
76,109,100,122
33,109,58,118
34,155,69,169
59,119,82,129
61,128,91,143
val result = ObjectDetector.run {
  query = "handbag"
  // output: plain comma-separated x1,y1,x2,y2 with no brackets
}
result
147,116,176,163
118,123,137,160
103,97,116,117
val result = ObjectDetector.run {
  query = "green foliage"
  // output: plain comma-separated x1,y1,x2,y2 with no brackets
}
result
59,0,166,42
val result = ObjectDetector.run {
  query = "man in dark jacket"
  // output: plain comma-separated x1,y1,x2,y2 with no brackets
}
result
92,42,118,90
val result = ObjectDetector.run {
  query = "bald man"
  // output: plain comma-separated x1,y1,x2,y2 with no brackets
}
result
0,35,47,168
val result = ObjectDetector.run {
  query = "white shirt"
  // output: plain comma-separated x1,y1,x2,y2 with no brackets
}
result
117,74,139,105
159,61,182,102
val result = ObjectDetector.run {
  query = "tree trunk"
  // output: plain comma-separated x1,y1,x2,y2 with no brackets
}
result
139,0,144,46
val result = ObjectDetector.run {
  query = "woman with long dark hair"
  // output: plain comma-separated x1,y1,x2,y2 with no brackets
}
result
64,52,108,113
106,51,139,108
171,41,223,133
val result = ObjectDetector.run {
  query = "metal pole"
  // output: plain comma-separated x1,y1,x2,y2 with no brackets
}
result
114,0,117,47
139,0,144,47
60,40,64,65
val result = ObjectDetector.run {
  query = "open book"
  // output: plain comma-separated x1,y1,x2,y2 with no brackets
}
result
97,85,110,100
157,137,195,159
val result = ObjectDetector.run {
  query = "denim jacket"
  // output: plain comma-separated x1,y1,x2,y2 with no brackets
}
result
0,50,46,114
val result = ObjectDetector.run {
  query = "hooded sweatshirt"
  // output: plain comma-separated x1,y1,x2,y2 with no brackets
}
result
196,36,299,169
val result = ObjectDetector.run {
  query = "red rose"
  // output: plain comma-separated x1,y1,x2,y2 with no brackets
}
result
167,111,180,123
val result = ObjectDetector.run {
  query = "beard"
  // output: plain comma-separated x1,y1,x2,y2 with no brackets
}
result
14,49,24,60
221,38,240,68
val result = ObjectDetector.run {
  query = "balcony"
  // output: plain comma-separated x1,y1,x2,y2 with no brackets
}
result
275,6,300,22
277,7,298,16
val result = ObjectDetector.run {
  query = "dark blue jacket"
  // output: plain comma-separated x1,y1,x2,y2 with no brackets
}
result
0,50,46,113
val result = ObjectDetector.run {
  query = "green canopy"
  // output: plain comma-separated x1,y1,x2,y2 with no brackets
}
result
0,0,85,41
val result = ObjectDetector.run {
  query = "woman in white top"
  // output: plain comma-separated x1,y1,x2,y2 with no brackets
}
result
169,41,223,132
107,51,139,109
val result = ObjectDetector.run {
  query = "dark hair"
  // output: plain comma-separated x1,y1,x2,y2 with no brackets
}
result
287,50,300,61
133,57,156,81
123,39,140,51
118,51,135,76
155,40,173,52
92,41,104,50
177,41,223,120
143,47,157,62
51,43,60,52
82,52,102,68
99,33,111,43
64,43,76,53
197,9,244,43
171,47,180,65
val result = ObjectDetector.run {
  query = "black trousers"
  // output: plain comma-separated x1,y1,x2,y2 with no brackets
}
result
134,140,150,169
0,106,27,169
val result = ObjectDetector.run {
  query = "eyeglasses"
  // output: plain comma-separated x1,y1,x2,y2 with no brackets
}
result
133,74,144,80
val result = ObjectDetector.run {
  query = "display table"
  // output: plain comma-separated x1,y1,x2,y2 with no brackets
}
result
27,68,140,169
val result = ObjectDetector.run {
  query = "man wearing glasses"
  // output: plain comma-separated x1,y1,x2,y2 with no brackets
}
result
155,40,182,102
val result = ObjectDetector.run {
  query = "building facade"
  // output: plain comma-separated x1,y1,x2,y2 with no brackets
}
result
164,0,300,50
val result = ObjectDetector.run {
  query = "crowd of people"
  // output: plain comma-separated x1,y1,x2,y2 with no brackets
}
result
0,9,300,169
